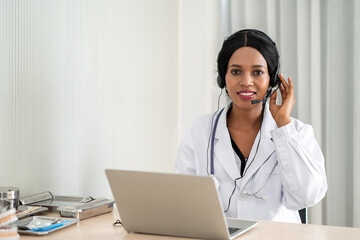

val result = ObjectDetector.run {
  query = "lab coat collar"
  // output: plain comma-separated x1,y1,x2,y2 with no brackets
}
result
213,103,238,180
213,102,277,188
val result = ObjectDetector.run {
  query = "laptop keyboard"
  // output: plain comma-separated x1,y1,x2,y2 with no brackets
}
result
228,227,241,235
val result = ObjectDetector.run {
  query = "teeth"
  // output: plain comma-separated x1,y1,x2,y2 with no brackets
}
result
239,92,254,96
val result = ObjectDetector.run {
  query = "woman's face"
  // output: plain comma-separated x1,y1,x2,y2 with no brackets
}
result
225,46,270,110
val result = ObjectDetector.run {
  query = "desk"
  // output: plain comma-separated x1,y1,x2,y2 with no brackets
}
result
21,211,360,240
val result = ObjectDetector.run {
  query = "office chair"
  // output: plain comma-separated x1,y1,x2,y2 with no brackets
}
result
299,208,307,224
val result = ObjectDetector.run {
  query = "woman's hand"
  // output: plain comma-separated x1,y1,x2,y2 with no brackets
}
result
269,73,296,127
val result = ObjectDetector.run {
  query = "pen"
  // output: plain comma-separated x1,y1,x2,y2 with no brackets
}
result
28,220,72,232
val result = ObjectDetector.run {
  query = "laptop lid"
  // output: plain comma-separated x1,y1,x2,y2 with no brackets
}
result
105,169,257,240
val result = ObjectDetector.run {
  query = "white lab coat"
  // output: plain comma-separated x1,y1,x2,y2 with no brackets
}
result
175,103,327,223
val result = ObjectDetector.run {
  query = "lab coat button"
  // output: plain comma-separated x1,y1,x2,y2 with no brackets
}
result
239,192,247,200
274,132,282,138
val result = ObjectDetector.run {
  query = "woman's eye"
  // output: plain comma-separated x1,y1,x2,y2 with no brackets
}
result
254,70,264,75
230,69,240,75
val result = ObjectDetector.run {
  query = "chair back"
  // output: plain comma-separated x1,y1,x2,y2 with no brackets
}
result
299,208,307,224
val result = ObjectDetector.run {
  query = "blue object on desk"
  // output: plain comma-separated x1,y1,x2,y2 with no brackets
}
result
28,220,72,232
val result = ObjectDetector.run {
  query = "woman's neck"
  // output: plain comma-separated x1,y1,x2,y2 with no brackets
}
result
227,104,263,131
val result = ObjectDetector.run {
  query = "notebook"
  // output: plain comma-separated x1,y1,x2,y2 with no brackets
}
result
105,169,257,240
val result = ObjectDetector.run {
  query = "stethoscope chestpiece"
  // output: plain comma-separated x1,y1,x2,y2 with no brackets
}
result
243,191,266,200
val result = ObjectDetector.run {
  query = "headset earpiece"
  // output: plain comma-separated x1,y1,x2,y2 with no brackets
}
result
263,62,280,103
272,74,280,88
270,60,280,88
217,75,225,89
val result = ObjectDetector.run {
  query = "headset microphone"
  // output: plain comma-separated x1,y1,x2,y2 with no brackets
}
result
251,83,280,105
251,99,263,104
250,91,270,105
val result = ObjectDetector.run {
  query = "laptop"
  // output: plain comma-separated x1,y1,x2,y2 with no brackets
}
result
105,169,257,240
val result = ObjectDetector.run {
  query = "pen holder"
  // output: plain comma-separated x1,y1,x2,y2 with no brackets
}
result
0,187,20,209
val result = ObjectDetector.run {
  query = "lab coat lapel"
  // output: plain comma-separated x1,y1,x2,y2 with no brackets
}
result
239,104,278,190
213,105,240,181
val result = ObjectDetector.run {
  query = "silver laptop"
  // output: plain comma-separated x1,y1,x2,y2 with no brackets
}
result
105,169,257,240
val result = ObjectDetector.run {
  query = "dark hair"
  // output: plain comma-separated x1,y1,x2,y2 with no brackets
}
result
217,29,280,89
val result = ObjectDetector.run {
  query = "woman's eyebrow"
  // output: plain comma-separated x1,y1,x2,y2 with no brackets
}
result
252,65,266,69
228,64,242,68
228,64,266,69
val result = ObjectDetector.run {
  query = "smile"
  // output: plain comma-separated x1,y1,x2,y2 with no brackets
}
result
240,92,254,96
237,91,256,100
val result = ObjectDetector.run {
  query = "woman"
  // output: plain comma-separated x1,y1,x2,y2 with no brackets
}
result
174,29,327,223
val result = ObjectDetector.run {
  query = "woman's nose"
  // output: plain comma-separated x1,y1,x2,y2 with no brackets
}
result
240,73,253,86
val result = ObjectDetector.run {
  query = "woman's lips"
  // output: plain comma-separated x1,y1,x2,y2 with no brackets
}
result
237,90,256,100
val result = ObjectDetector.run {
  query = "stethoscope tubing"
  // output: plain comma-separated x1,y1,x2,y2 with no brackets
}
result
210,108,225,175
209,106,277,202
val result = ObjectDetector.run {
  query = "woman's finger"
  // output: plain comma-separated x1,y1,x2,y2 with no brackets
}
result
288,77,294,93
279,73,289,92
278,74,285,89
279,81,286,98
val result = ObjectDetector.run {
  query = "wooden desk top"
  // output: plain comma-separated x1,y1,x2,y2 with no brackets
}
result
21,210,360,240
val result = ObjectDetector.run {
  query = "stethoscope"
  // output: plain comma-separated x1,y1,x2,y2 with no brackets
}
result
208,104,277,211
242,153,276,200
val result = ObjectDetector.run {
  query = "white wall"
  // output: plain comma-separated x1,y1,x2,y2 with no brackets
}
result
0,0,179,198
